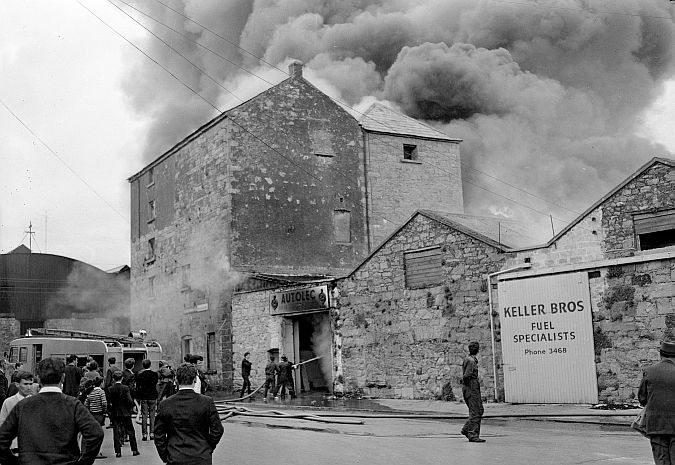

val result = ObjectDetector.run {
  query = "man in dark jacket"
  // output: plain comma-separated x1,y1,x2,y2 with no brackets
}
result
107,370,140,458
62,354,82,398
0,357,104,465
263,355,278,401
639,340,675,464
240,352,252,399
460,341,485,443
274,355,296,399
103,356,121,391
154,363,224,465
135,359,159,441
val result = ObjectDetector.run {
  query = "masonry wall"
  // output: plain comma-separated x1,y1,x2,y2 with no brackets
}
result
0,315,20,356
337,214,512,400
364,133,463,247
500,161,675,403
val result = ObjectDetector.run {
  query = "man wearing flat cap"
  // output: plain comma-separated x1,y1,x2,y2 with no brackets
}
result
639,340,675,464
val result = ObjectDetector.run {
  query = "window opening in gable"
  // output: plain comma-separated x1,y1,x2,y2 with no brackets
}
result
148,200,156,222
334,210,351,244
403,144,418,160
148,167,154,186
634,210,675,251
404,246,443,289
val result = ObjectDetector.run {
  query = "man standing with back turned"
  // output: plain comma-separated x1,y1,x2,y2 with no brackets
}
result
0,357,104,464
639,340,675,464
154,364,224,465
460,341,485,443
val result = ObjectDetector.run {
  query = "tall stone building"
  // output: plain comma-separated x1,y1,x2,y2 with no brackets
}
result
128,63,463,389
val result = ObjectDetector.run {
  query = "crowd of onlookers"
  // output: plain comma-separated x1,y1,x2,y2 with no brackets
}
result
0,353,224,464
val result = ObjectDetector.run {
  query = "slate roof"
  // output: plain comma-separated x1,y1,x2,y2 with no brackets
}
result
358,103,461,142
420,210,541,249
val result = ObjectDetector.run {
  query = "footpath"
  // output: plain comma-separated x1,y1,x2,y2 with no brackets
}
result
215,394,642,431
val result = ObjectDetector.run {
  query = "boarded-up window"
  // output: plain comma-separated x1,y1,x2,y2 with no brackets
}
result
309,119,335,157
404,246,442,288
334,210,351,243
634,210,675,250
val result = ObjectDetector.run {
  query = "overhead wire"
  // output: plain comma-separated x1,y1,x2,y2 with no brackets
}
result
105,0,584,237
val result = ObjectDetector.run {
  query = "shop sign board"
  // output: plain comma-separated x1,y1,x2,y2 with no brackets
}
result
270,285,330,315
498,272,597,403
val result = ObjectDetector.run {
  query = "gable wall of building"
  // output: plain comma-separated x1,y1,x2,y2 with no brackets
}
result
364,133,463,247
336,214,511,399
227,78,368,275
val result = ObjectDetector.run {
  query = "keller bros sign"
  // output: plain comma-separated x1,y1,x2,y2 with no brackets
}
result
498,272,597,403
269,285,330,315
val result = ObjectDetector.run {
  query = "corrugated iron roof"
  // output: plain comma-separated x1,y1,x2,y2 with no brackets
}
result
358,103,461,142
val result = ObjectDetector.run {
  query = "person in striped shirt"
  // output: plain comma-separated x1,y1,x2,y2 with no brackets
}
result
84,376,107,426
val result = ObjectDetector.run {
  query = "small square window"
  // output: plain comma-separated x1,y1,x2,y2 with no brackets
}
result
403,144,418,160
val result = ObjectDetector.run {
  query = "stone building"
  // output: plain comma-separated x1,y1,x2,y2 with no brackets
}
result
128,62,463,390
231,210,534,398
494,157,675,403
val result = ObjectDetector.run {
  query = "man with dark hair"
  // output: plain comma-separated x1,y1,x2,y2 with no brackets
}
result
263,355,278,402
6,363,23,398
154,363,224,465
460,341,485,443
0,371,33,425
157,361,176,403
183,354,208,394
107,370,140,458
274,355,296,400
104,356,120,391
639,340,675,464
0,357,104,464
135,359,159,441
63,354,82,398
240,352,252,399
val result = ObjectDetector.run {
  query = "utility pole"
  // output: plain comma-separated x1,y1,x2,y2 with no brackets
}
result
24,222,36,252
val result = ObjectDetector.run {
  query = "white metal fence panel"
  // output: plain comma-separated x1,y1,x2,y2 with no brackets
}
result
498,272,598,403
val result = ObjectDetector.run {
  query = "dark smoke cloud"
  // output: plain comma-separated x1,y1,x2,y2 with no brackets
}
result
124,0,675,240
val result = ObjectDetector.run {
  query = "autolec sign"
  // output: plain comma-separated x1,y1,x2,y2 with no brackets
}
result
270,285,330,315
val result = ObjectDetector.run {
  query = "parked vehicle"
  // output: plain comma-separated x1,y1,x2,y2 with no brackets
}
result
8,328,162,377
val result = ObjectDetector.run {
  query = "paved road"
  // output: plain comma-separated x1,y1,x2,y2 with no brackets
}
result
96,413,654,464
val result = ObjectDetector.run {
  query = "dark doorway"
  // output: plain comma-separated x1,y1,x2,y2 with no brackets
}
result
296,313,331,393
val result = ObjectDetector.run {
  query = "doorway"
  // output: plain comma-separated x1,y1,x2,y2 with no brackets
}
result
283,312,332,394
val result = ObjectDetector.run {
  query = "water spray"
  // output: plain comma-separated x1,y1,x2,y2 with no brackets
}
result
294,356,322,367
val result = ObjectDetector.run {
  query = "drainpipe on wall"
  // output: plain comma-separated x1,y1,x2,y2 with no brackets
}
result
487,263,531,401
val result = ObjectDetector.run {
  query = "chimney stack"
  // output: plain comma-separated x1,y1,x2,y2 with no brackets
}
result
288,61,303,78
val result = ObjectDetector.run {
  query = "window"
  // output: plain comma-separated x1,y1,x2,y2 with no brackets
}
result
149,276,156,298
148,200,156,222
404,246,443,289
19,347,27,363
182,337,193,360
207,332,216,372
333,210,351,243
181,264,191,290
148,167,154,186
147,238,156,261
634,210,675,251
403,144,418,160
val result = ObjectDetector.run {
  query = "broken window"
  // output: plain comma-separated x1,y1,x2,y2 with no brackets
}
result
634,210,675,250
404,246,443,289
403,144,418,160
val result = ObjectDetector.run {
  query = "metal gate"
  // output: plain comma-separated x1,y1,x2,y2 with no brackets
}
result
498,272,597,403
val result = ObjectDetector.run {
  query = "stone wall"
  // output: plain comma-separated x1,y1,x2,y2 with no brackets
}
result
0,315,20,356
337,213,512,400
365,133,463,247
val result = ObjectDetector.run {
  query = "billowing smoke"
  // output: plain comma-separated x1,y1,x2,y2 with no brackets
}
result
123,0,675,239
309,312,333,392
47,263,129,318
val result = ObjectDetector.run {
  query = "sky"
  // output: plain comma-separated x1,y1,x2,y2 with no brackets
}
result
1,0,674,270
